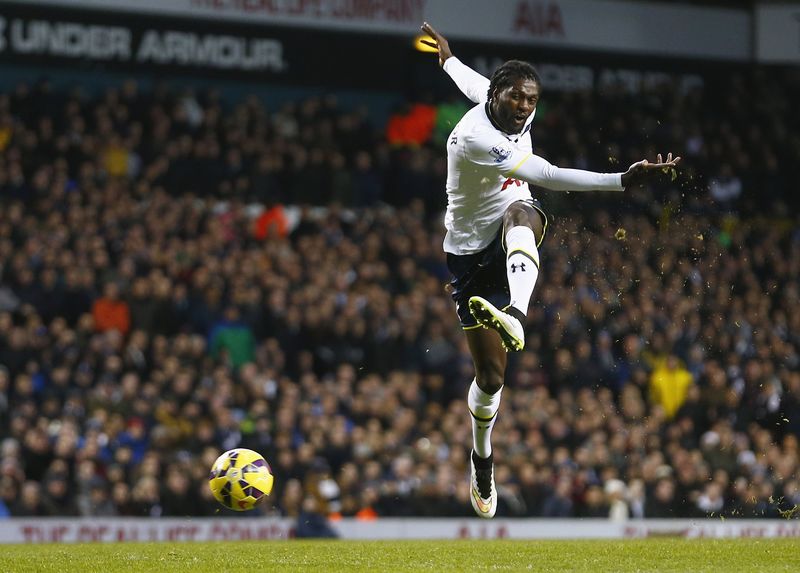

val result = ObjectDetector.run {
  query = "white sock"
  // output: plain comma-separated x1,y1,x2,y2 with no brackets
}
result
468,379,503,458
505,226,540,316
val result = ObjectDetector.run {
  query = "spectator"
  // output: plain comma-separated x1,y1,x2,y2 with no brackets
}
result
0,475,20,518
160,466,197,517
708,164,742,210
295,496,338,538
432,97,469,146
606,479,629,521
696,482,725,516
645,477,678,518
351,151,382,206
627,479,645,519
541,479,574,517
386,102,436,146
78,478,117,517
209,307,256,369
42,474,79,516
114,418,149,465
131,476,162,517
580,485,609,518
253,204,289,241
11,481,48,517
650,355,693,420
92,282,131,335
111,482,138,516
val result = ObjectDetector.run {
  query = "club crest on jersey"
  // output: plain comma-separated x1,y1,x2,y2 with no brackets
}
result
489,145,511,163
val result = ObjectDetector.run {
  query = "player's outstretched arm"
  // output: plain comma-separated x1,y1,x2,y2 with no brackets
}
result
508,152,624,192
421,22,489,104
495,147,680,192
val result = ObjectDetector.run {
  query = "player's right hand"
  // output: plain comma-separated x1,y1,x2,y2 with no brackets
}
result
420,22,453,67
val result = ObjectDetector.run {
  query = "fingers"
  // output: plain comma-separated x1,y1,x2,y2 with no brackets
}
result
649,153,681,167
650,159,681,168
420,39,438,49
421,22,438,39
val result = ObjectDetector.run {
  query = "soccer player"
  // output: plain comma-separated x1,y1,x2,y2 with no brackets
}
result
421,22,680,518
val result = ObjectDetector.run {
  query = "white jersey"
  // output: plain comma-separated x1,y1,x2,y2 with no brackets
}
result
442,57,535,255
441,57,622,255
444,103,535,255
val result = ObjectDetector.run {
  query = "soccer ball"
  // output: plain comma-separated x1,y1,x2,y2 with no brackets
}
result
208,448,274,511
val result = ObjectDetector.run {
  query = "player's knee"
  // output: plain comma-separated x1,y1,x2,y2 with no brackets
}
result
504,204,531,229
504,203,543,239
475,364,504,394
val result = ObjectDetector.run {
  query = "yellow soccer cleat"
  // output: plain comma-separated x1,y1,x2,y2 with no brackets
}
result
469,450,497,519
468,296,525,352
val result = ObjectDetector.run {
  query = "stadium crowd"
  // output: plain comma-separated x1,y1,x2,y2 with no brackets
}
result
0,68,799,521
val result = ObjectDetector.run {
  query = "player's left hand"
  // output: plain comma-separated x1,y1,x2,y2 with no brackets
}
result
621,153,681,189
420,22,453,67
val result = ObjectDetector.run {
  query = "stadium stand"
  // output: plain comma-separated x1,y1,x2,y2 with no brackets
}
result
0,68,798,521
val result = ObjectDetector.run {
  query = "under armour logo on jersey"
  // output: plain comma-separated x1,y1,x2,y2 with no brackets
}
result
450,135,458,145
510,262,526,273
501,178,523,191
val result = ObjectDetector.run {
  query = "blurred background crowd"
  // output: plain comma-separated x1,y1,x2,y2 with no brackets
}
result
0,67,799,522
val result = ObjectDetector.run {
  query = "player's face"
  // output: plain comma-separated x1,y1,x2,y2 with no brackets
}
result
492,78,540,134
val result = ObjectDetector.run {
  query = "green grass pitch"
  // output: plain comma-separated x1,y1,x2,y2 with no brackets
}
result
1,539,799,572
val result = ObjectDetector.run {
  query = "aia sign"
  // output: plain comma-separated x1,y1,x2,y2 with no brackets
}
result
513,1,565,38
